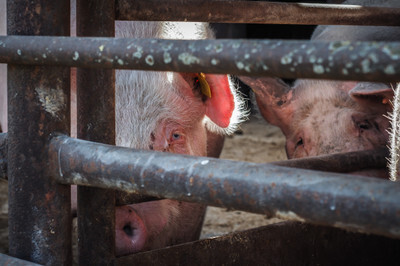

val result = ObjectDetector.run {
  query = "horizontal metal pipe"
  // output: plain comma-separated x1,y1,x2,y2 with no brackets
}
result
117,148,389,205
116,0,400,26
0,132,388,203
1,36,400,82
48,135,400,239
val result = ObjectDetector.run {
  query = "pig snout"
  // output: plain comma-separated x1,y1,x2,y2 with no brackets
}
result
115,205,147,256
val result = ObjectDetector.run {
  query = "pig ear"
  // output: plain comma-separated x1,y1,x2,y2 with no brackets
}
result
203,74,235,129
349,82,394,107
239,76,294,135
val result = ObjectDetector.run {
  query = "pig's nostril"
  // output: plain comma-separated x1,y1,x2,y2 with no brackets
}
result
123,224,134,237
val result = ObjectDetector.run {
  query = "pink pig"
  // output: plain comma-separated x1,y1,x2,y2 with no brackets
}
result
112,20,245,255
241,0,399,178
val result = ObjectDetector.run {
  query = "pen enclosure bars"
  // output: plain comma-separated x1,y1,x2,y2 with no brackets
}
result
1,0,400,265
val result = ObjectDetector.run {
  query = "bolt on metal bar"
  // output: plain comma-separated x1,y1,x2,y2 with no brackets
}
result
75,0,117,264
116,0,400,26
0,36,399,82
48,135,400,239
7,1,72,265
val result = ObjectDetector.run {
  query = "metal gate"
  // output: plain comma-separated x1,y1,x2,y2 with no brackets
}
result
0,0,400,265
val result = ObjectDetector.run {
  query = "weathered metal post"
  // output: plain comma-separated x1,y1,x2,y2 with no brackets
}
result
7,0,71,264
76,0,116,264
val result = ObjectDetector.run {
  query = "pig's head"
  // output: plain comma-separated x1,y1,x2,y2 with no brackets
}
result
114,21,246,256
116,71,243,155
240,76,392,163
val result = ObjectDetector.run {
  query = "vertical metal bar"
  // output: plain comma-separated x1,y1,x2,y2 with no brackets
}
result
7,0,71,265
76,0,116,264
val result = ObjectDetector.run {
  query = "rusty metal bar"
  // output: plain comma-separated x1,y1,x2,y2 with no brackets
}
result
76,0,116,264
0,130,386,188
117,222,400,265
7,1,71,265
48,135,400,239
1,36,400,82
116,0,400,26
0,253,42,266
272,147,388,173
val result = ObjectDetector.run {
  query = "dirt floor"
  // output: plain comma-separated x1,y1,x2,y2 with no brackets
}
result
0,115,287,255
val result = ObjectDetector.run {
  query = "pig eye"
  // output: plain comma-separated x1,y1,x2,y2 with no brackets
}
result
358,121,370,130
295,137,303,148
172,133,181,141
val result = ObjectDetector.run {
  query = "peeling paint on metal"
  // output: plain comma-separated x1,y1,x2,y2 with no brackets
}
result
35,86,65,119
382,46,400,60
214,44,223,53
72,51,79,61
232,43,240,49
361,59,371,73
368,53,379,63
313,65,324,74
163,52,172,64
281,54,293,65
306,47,316,55
201,160,209,165
385,65,396,75
145,55,154,66
178,52,200,65
71,172,89,185
205,44,213,51
132,47,143,59
162,42,173,51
